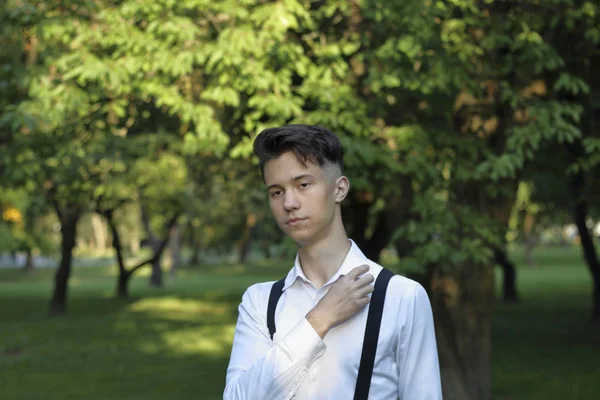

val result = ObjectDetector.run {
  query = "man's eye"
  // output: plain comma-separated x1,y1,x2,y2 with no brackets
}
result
270,190,282,197
299,182,310,188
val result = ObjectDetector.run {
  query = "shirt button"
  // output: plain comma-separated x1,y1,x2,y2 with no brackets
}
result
312,377,317,382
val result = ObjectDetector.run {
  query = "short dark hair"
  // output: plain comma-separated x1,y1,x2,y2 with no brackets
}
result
253,124,344,176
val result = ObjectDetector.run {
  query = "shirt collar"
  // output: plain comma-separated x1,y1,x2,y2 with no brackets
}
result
283,239,369,291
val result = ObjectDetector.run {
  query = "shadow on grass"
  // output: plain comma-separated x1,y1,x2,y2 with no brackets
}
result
0,266,276,400
491,251,600,400
2,249,600,400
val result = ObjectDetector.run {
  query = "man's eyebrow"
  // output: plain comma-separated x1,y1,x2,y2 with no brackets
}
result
293,174,315,181
266,174,316,191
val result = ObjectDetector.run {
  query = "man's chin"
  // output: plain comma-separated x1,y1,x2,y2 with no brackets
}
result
284,229,313,246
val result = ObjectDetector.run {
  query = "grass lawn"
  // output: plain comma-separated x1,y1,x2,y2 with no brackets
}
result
1,246,599,400
491,246,599,400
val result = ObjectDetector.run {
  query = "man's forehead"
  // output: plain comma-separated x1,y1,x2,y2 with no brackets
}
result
264,153,325,183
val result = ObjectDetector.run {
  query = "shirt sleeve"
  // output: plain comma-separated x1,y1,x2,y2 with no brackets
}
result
396,283,443,400
224,285,327,400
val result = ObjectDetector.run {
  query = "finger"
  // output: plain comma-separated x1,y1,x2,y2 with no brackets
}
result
346,264,370,281
355,296,371,308
355,273,375,287
357,284,375,298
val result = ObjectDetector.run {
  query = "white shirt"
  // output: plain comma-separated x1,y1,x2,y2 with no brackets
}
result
224,240,442,400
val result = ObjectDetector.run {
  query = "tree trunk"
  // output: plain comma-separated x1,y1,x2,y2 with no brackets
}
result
49,207,80,316
106,209,178,295
140,204,165,288
571,189,600,319
103,210,129,298
575,214,600,319
149,249,163,287
430,262,494,400
190,246,201,266
169,224,181,276
23,248,35,271
124,239,172,294
147,215,180,287
237,234,251,264
23,203,36,271
90,212,107,252
568,162,600,319
117,272,130,298
564,133,600,317
187,222,201,266
494,247,519,302
237,214,254,264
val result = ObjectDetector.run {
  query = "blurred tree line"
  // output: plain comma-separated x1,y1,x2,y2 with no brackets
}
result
1,1,599,399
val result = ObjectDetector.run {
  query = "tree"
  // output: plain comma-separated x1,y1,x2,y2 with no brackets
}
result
548,4,600,319
0,0,222,311
2,0,598,397
515,1,600,319
0,189,50,270
88,137,188,296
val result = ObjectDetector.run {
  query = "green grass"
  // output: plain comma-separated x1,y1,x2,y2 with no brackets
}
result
492,246,599,400
1,247,599,400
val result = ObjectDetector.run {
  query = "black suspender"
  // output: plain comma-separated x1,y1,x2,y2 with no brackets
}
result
266,268,395,400
267,277,286,340
353,267,394,399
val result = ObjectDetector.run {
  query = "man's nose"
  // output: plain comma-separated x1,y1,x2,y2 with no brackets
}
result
283,190,300,211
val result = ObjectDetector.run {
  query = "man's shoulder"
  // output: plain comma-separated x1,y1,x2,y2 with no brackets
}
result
388,273,422,294
362,259,421,293
241,278,286,307
363,259,425,304
244,280,277,299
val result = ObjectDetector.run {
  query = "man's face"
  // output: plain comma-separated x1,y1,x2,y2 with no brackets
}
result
263,151,342,246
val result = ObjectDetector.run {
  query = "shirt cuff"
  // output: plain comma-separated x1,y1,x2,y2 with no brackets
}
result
280,318,327,365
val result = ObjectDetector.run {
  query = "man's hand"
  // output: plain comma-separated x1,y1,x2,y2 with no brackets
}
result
306,264,374,339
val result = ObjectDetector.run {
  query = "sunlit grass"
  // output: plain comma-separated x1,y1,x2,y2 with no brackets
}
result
0,246,599,399
158,325,236,356
0,261,271,400
128,297,231,319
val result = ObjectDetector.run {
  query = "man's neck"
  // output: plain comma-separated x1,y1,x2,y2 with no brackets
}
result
298,230,352,289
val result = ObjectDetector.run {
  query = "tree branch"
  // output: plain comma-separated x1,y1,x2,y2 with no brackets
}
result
128,213,180,276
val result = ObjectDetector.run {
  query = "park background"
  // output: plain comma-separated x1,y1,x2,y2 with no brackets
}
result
1,1,599,399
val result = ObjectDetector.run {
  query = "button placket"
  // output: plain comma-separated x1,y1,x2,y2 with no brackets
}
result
288,367,308,399
310,358,321,384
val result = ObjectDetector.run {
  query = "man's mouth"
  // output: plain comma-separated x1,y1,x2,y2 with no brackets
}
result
287,217,307,225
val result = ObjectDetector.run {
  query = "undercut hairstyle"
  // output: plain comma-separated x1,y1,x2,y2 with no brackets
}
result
253,124,344,177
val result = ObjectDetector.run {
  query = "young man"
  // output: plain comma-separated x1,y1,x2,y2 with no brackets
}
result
224,125,442,399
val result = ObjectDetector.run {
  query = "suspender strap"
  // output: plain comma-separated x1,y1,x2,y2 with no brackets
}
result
267,278,286,340
353,268,394,400
266,268,395,399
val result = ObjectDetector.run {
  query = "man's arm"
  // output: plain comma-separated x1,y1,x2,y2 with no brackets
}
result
224,265,374,400
396,283,443,400
224,285,326,400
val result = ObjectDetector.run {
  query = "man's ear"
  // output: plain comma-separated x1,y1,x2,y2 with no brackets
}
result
334,175,350,203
